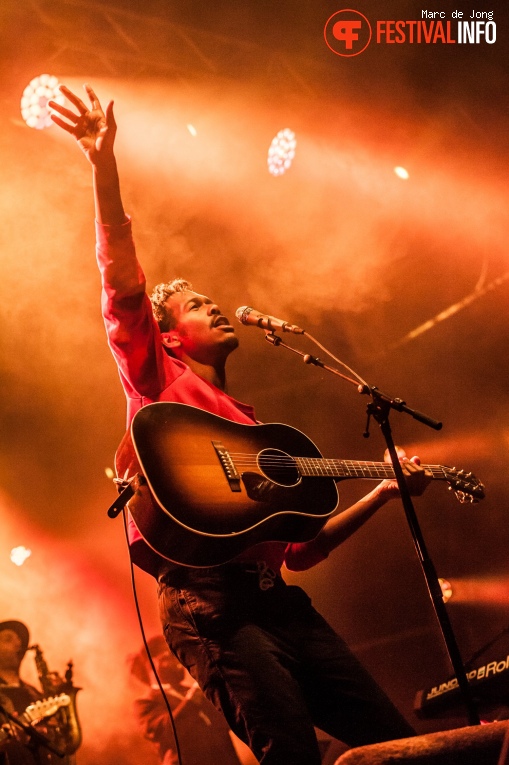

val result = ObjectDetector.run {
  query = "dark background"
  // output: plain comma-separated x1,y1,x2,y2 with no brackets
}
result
0,1,508,762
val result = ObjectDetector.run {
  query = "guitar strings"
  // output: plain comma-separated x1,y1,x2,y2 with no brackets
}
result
226,453,453,477
220,454,481,495
227,453,447,468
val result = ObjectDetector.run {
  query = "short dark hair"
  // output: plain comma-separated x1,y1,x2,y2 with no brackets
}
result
150,279,193,332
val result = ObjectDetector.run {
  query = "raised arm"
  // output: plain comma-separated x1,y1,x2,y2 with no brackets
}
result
49,84,126,225
49,85,168,403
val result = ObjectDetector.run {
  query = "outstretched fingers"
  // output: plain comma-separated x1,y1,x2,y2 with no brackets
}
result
103,100,117,130
48,101,80,123
48,85,91,133
48,84,104,128
48,82,117,162
49,112,76,134
58,84,90,115
83,83,102,111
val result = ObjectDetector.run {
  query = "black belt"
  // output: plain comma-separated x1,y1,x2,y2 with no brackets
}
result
159,561,279,590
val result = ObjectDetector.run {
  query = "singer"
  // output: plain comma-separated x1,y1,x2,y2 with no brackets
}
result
49,85,431,765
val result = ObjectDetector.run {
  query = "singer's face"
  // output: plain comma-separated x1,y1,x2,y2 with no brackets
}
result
165,290,238,363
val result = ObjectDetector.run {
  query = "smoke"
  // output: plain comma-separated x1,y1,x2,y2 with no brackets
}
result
0,15,507,750
0,488,162,764
45,76,507,332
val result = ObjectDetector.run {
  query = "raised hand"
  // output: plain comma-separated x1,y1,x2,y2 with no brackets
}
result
49,84,116,166
49,84,125,224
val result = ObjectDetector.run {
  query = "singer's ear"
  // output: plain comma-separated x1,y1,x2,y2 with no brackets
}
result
161,333,181,349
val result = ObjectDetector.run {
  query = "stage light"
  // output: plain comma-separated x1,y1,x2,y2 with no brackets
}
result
383,445,408,462
186,124,197,137
10,546,32,566
439,577,453,603
394,166,410,180
267,128,297,176
439,577,509,606
21,74,65,130
104,467,115,479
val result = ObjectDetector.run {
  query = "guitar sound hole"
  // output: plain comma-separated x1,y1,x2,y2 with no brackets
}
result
257,448,301,487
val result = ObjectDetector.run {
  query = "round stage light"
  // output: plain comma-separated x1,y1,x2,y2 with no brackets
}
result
10,546,32,566
21,74,65,130
267,128,297,176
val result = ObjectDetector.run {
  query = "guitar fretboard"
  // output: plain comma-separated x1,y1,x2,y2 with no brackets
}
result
294,459,445,481
228,450,483,500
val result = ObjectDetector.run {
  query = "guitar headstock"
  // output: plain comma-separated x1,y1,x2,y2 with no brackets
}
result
444,467,485,503
24,693,70,724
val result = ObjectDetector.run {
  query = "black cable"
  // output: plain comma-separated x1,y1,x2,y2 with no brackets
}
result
121,508,184,765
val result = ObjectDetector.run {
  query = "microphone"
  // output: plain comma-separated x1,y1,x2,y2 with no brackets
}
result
235,306,305,334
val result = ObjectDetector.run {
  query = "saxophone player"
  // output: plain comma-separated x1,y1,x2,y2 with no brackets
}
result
0,621,40,716
0,620,80,765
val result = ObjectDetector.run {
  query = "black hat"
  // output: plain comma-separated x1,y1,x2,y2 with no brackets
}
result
0,620,30,657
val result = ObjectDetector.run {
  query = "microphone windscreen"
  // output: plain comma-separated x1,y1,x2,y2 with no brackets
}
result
235,306,251,324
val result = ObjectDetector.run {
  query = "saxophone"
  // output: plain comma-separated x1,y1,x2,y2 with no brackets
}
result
29,644,82,762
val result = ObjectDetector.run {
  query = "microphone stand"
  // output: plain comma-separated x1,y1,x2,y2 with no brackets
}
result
264,331,480,726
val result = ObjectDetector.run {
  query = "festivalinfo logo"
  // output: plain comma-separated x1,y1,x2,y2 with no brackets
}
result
324,8,496,57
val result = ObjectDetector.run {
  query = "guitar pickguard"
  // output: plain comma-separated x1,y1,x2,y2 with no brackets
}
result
242,472,280,503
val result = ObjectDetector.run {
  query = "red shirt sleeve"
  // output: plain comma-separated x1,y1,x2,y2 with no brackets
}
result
283,537,330,572
95,217,171,399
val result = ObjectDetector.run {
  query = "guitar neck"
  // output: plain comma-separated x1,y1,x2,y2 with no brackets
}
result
295,458,445,482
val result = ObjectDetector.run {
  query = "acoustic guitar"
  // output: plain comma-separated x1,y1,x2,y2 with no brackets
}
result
115,402,485,568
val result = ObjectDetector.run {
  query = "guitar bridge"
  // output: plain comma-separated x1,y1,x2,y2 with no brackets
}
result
212,441,241,492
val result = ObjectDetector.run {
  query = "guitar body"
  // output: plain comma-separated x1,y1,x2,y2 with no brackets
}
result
116,403,339,567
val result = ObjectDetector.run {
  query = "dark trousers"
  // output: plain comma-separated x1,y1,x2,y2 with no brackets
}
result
158,564,414,765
